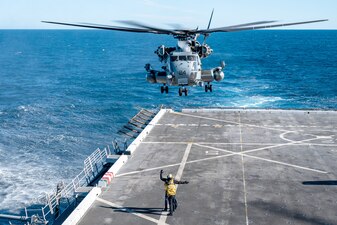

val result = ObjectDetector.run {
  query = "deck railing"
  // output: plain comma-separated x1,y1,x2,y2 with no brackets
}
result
21,147,111,225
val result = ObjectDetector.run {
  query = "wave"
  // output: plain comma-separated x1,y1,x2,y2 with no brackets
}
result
232,96,284,108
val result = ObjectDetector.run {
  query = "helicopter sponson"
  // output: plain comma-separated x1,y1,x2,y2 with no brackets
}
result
145,60,225,85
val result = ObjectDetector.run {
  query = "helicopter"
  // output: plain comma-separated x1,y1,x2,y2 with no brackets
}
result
42,11,327,96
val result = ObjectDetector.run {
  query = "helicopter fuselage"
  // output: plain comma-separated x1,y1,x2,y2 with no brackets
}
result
145,38,225,95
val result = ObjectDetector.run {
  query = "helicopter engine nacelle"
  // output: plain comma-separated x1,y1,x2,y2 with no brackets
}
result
146,71,167,84
213,67,224,82
146,72,156,83
156,45,165,56
145,63,167,84
155,45,170,62
199,44,213,58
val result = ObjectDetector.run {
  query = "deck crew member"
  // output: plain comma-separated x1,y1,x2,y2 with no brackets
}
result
160,169,188,216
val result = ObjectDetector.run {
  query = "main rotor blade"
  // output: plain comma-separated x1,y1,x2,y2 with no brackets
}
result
203,9,215,43
228,19,329,32
197,20,278,33
223,20,278,29
41,21,165,34
207,9,214,30
200,19,328,33
116,20,183,35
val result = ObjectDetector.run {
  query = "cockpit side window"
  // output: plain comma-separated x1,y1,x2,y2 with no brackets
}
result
187,55,196,61
170,56,178,61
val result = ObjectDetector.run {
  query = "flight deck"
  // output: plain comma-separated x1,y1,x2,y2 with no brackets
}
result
77,109,337,225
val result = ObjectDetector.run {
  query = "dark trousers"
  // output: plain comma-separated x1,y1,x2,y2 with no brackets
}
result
164,193,168,209
168,195,177,214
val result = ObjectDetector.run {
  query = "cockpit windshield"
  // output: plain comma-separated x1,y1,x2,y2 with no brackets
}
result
179,56,187,61
171,55,197,62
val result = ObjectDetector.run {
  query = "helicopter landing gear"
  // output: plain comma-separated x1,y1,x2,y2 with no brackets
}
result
161,85,169,94
179,87,188,96
205,83,213,92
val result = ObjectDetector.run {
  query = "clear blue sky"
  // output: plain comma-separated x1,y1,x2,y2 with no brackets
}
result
0,0,335,29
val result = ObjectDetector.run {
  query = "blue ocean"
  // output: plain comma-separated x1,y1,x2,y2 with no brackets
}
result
0,30,336,213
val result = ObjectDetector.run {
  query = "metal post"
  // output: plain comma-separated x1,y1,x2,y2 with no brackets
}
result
47,194,54,215
85,173,90,185
88,156,93,173
95,162,99,174
72,179,76,192
101,148,106,164
77,175,81,187
54,182,63,219
124,139,128,151
107,145,111,155
41,207,47,224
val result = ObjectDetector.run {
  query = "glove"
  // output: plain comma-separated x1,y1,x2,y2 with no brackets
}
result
160,169,163,174
185,181,189,184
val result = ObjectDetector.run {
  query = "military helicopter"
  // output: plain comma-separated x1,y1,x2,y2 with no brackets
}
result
42,11,327,96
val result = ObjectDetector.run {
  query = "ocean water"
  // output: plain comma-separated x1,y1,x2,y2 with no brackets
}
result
0,30,336,213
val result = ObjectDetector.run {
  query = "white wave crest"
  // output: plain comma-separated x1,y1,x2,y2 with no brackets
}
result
234,96,284,108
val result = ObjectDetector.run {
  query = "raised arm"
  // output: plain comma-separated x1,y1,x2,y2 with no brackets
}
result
160,170,166,181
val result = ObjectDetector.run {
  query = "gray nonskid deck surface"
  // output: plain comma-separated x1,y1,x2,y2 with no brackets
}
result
79,110,337,225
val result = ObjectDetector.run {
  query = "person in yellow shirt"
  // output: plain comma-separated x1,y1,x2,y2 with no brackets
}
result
160,170,188,216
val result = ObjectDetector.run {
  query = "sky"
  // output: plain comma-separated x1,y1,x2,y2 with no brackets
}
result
0,0,336,29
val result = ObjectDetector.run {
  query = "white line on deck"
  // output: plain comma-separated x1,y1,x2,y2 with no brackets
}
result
239,113,249,225
142,141,337,147
195,140,328,174
96,197,169,225
279,131,298,142
176,143,192,180
118,136,328,178
172,111,290,132
195,140,311,156
194,135,324,155
158,143,192,225
243,154,328,174
116,163,180,178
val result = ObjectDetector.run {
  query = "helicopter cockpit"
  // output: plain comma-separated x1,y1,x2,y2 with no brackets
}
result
170,55,198,62
169,53,201,86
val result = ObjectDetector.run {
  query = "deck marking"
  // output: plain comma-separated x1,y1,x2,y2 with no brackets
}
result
142,141,337,147
195,141,328,174
196,136,326,155
243,154,327,174
96,197,169,225
239,113,249,225
118,135,327,178
116,163,180,178
279,131,298,142
186,152,240,164
158,143,192,225
172,111,334,139
172,111,290,132
175,143,192,181
205,150,219,155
